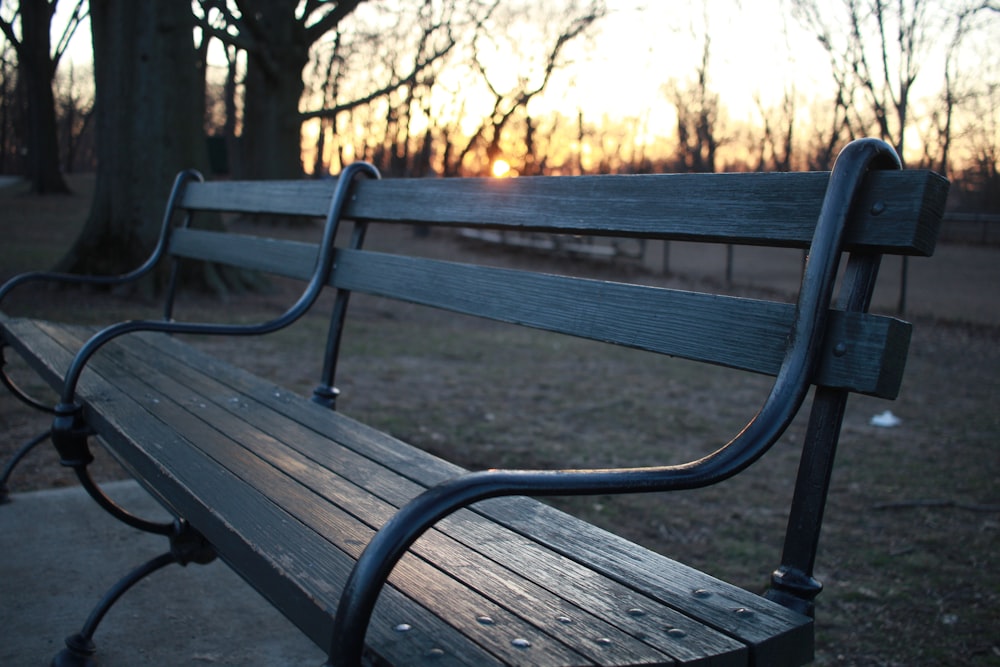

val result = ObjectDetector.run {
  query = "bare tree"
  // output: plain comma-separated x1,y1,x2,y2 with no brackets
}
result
0,0,87,193
663,33,724,173
195,0,367,179
444,0,606,176
53,59,94,172
304,0,480,178
0,38,19,174
753,88,797,171
791,0,944,166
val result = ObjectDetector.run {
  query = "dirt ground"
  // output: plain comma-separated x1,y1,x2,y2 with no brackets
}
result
1,175,997,665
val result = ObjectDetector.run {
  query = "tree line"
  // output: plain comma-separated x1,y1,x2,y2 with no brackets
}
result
0,0,997,273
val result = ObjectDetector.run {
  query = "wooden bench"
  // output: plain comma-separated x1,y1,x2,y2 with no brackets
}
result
0,139,948,666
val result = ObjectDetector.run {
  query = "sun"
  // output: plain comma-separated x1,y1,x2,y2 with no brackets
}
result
491,159,512,178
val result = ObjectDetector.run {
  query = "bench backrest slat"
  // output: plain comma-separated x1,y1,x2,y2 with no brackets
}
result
179,170,947,255
168,228,911,398
167,167,946,404
332,247,911,398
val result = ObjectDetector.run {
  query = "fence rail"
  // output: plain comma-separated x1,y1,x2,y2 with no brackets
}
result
940,213,1000,244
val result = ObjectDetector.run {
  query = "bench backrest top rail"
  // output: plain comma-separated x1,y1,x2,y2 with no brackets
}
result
178,170,947,255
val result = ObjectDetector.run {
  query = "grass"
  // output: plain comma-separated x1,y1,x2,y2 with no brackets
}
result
1,173,998,665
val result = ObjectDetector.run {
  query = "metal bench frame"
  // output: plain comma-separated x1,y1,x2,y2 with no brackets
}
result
0,139,948,666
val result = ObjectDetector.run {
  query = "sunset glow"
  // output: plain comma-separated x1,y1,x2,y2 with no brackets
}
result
491,159,513,178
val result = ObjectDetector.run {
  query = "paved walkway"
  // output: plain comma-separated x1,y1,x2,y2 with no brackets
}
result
0,480,325,666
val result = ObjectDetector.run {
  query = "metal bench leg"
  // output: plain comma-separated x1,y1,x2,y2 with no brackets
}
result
51,402,178,535
51,519,216,667
0,342,57,502
0,429,50,503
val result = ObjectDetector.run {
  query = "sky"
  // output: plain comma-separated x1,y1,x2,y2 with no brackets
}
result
527,1,834,127
52,0,830,115
51,0,992,154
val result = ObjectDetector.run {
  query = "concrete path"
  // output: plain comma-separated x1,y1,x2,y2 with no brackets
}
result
0,480,326,666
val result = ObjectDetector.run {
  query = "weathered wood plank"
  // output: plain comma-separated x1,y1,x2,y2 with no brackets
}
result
330,248,911,398
168,229,320,281
126,327,810,661
2,312,811,665
164,232,911,398
178,170,947,254
24,320,521,665
119,331,747,666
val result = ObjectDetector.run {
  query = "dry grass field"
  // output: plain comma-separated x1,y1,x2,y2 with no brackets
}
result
1,174,997,665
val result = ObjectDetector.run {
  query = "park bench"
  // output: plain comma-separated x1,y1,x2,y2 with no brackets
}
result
0,138,947,666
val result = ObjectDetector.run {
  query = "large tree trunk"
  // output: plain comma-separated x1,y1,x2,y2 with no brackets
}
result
19,0,69,194
57,0,210,278
239,2,311,180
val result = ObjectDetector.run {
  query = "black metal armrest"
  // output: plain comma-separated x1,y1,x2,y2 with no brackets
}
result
326,139,903,667
52,163,380,413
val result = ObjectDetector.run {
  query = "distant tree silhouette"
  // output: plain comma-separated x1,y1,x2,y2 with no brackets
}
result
663,34,723,173
0,0,86,193
197,0,368,179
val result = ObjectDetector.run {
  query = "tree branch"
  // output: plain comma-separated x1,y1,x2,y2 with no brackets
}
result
304,0,367,44
300,33,456,121
52,0,88,67
195,0,256,52
0,12,22,52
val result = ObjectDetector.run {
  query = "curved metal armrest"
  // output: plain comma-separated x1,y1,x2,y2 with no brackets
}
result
53,163,380,410
0,170,204,311
326,139,902,667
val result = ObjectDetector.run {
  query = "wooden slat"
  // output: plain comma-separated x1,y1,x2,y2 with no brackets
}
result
168,228,318,281
163,232,911,398
178,170,948,254
35,321,752,665
127,328,810,663
330,248,911,398
4,315,809,664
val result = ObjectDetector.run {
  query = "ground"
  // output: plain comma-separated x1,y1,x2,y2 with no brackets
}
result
1,174,997,666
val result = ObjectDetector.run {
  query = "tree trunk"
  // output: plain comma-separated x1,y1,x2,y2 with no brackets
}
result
57,0,210,279
239,2,311,180
19,0,69,194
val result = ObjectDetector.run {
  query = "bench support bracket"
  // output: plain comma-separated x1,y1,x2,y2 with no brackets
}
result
0,343,57,500
0,429,50,503
51,520,216,667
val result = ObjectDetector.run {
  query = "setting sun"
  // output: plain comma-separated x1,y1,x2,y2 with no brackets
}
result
491,159,512,178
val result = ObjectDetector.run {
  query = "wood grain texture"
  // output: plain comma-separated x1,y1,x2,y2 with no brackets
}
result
165,231,911,397
178,169,947,254
3,318,803,665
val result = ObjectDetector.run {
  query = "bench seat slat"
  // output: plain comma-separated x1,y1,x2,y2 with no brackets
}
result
27,320,596,665
114,340,721,666
2,314,812,665
125,327,811,663
178,170,947,255
167,228,911,398
9,317,508,665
